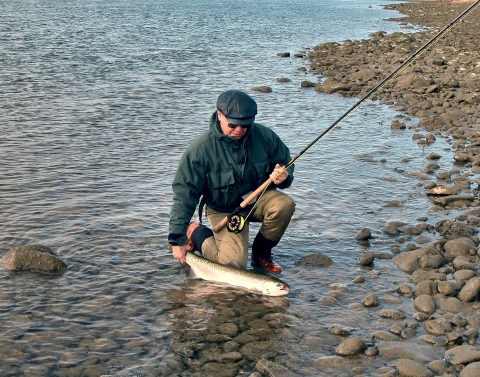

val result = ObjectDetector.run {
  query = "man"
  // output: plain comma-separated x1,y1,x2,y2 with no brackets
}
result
168,89,295,273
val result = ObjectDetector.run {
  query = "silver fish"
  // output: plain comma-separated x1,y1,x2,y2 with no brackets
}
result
185,252,290,296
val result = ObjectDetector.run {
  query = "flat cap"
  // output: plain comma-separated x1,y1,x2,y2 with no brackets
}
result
216,90,257,125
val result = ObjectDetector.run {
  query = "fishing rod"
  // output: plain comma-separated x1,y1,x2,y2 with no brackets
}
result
213,0,480,234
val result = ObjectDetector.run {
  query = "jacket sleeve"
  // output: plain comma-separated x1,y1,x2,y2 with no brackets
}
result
168,148,206,246
270,131,294,189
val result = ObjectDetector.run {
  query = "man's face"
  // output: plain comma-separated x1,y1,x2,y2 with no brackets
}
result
217,110,249,140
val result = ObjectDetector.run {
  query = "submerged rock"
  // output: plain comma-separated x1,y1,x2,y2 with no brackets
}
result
294,253,334,267
2,244,67,273
334,337,367,356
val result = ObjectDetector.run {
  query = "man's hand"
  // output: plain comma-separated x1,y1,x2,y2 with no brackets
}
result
172,244,191,264
270,163,289,185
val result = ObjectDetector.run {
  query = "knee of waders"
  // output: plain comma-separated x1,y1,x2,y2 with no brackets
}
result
190,225,214,252
272,195,296,220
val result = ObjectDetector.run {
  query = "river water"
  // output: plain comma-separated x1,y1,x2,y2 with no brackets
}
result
0,0,456,376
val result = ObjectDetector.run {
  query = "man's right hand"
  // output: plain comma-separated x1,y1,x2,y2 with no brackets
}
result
172,244,191,264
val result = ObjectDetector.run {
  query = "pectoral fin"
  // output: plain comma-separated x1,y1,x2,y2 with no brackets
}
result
188,267,201,279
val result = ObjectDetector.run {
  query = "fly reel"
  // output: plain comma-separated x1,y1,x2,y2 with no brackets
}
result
226,212,246,233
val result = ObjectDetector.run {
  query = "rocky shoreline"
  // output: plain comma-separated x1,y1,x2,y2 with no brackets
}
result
297,1,480,377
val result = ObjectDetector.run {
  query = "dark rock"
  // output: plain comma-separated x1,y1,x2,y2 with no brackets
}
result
294,253,333,267
250,86,272,93
436,221,479,240
334,337,367,356
2,244,67,273
396,359,433,377
359,253,374,266
355,228,372,240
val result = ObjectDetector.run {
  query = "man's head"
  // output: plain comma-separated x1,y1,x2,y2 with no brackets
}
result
216,90,257,140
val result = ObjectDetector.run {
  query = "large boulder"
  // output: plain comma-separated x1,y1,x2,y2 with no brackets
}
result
435,220,478,240
395,73,434,88
392,246,440,273
2,244,67,273
443,237,477,261
315,78,350,94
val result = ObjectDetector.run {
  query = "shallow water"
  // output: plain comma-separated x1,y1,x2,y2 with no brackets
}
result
0,0,460,376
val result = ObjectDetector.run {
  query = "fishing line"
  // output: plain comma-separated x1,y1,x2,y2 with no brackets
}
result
216,0,480,234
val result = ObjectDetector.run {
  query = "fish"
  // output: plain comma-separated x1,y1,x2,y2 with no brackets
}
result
185,251,290,296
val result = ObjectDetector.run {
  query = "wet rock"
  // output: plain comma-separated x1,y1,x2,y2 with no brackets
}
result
413,312,430,322
444,344,480,365
250,86,272,93
395,358,433,377
362,294,380,307
414,281,438,296
452,256,476,271
397,284,414,296
314,355,347,368
427,359,452,375
453,269,475,282
373,331,399,341
255,359,302,377
391,120,406,130
377,309,405,320
419,253,446,269
2,244,68,273
435,194,476,207
328,324,353,336
436,221,479,241
355,228,372,240
217,323,239,337
315,77,350,94
364,348,378,356
420,334,446,347
389,322,406,335
459,362,480,377
425,318,452,335
438,297,465,314
334,337,367,356
458,277,480,302
446,330,463,346
464,328,479,345
359,253,374,266
414,294,436,314
383,223,401,235
377,340,443,363
411,270,446,284
240,340,275,360
401,327,416,339
353,276,365,284
437,280,464,296
300,80,316,88
392,246,439,273
395,73,434,88
294,253,333,267
203,361,237,377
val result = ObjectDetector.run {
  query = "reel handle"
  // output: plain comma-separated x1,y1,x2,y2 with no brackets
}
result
212,178,273,233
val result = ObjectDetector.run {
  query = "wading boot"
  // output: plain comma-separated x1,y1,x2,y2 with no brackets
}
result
251,232,282,273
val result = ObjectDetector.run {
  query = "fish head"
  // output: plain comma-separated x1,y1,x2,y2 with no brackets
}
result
261,280,290,296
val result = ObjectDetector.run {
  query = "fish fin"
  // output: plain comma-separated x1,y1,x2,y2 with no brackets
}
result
188,267,201,279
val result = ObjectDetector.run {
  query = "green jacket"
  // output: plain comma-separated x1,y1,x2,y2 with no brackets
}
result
168,112,294,246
